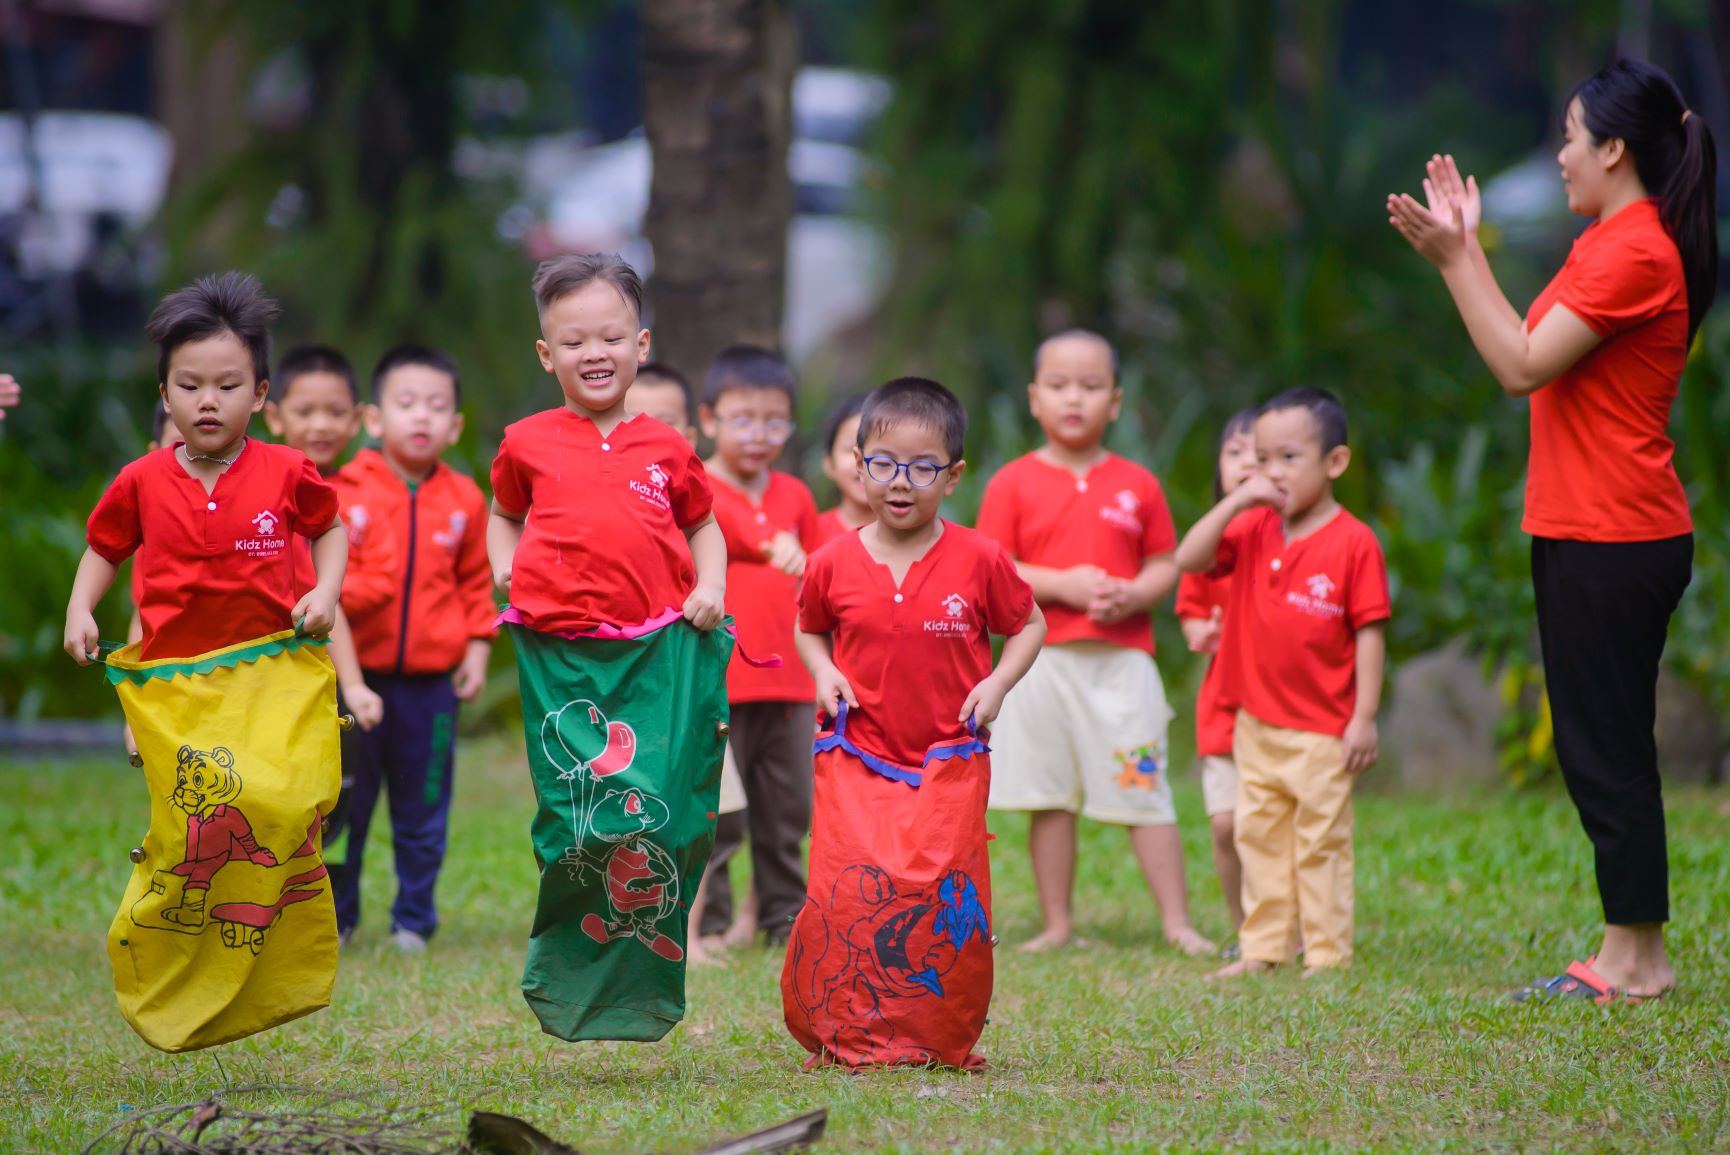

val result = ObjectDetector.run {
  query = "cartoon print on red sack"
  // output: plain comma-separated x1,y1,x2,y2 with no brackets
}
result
786,864,989,1066
539,699,684,961
129,744,327,955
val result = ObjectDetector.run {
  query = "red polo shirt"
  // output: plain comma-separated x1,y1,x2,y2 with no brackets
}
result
975,451,1176,654
339,449,495,674
491,409,712,635
88,440,339,660
1175,570,1237,758
1212,506,1390,738
1525,198,1692,542
812,507,868,550
710,471,819,703
799,523,1035,767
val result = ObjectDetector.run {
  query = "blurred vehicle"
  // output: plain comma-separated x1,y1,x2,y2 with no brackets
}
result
0,111,172,336
515,66,893,363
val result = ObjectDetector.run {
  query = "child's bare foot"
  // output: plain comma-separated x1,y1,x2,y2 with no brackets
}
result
1302,963,1345,980
1018,929,1072,953
1165,927,1216,957
688,939,721,968
1206,958,1275,982
721,919,756,949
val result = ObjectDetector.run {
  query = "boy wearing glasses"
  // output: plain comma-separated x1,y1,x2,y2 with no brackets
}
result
696,345,821,948
785,376,1044,1068
976,330,1213,957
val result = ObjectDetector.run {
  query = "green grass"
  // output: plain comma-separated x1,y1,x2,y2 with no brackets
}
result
4,737,1729,1154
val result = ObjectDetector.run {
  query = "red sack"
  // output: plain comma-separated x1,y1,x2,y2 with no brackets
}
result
780,703,994,1069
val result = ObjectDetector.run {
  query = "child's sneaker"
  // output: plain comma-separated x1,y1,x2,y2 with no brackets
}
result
391,929,429,953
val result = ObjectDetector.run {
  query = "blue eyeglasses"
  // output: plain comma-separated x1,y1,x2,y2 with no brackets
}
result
861,454,956,488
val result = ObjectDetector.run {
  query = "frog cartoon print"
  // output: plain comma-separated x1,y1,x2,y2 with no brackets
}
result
541,699,684,961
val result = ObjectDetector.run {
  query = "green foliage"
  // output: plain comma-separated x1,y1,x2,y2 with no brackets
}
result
8,744,1730,1151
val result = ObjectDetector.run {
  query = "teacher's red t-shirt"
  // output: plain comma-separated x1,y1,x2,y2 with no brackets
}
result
1523,198,1691,542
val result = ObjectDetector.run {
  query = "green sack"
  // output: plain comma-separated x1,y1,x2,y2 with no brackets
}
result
509,619,734,1042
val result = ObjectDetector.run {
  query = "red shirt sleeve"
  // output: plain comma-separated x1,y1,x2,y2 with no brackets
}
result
338,502,398,619
1174,571,1212,619
671,445,713,530
1556,233,1677,338
974,471,1021,556
1209,509,1254,578
456,487,498,641
1141,477,1178,556
1345,527,1392,630
797,547,837,634
87,466,142,566
489,433,528,517
711,485,769,562
292,457,340,539
797,483,821,551
980,540,1035,636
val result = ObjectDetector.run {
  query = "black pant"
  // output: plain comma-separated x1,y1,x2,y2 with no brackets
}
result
1532,535,1692,925
699,701,814,940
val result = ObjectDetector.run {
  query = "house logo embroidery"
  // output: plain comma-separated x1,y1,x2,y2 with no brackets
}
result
236,509,286,556
433,510,468,552
1100,489,1143,533
923,593,974,636
1287,571,1344,620
629,463,673,512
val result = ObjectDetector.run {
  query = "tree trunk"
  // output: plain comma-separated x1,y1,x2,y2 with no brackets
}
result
641,0,795,381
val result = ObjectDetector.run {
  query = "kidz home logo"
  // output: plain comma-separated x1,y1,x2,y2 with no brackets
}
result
235,509,287,556
629,462,672,512
433,510,468,552
1286,572,1344,620
1099,489,1143,533
923,593,974,637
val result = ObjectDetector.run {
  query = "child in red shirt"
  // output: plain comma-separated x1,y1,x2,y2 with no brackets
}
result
812,392,872,548
66,272,346,667
977,329,1211,957
1178,387,1389,979
695,345,820,950
332,344,496,951
1173,408,1258,935
786,376,1045,1069
628,361,699,443
263,345,394,732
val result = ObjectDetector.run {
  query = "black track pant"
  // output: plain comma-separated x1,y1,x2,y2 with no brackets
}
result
1532,535,1692,925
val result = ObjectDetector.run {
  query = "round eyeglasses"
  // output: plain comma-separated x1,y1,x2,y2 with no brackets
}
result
861,454,955,488
715,415,794,444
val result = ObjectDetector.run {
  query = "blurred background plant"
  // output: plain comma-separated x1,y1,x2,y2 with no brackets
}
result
2,0,1725,783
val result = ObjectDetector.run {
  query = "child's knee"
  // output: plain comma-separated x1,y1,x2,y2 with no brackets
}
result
1209,812,1236,853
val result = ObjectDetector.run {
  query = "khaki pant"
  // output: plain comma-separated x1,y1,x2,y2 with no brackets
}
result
1233,712,1355,967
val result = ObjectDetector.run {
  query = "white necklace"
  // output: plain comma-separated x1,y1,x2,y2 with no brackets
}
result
180,439,244,467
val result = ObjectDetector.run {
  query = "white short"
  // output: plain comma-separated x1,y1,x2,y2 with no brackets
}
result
987,642,1176,826
1201,754,1239,818
717,740,747,815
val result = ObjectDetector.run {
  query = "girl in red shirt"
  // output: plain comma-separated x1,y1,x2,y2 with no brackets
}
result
1388,59,1716,1002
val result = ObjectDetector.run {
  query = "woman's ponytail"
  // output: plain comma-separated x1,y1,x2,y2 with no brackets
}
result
1573,58,1720,342
1663,111,1719,343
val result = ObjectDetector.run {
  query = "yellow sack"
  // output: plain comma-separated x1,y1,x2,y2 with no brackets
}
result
103,630,342,1052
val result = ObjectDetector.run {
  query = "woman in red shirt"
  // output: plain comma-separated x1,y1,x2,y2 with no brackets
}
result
1388,58,1716,1002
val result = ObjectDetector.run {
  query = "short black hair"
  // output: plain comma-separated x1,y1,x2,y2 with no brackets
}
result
1259,387,1348,453
532,252,644,320
273,344,359,404
1213,406,1259,502
150,401,175,444
635,361,693,423
1033,327,1119,377
371,343,461,405
822,392,869,455
145,271,280,388
701,344,796,407
857,377,966,462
